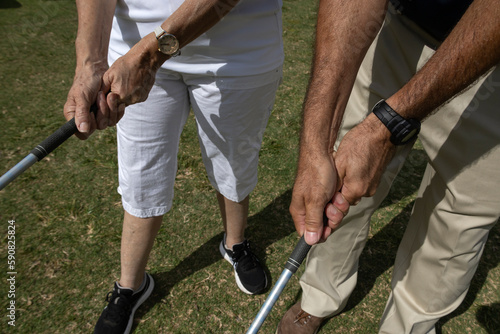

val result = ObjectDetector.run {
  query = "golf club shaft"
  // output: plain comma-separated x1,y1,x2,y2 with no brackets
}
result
246,236,311,334
0,105,97,191
0,154,39,191
246,268,292,334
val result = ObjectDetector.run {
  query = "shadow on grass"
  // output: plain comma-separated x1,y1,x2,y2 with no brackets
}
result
132,148,499,331
0,0,21,9
131,149,425,330
475,303,500,334
132,173,421,331
133,189,297,329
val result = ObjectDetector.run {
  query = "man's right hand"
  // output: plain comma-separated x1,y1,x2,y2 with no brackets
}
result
289,150,350,245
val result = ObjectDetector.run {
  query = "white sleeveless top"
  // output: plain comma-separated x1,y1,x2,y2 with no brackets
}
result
109,0,284,76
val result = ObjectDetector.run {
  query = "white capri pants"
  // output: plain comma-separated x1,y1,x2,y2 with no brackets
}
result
116,67,282,218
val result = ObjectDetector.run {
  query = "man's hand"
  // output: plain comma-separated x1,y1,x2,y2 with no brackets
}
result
288,0,388,246
290,150,350,245
334,113,396,206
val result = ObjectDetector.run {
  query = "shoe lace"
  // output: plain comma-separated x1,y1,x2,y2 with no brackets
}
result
232,241,259,271
294,310,313,325
103,290,133,322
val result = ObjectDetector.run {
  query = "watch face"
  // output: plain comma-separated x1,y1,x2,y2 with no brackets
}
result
373,100,420,145
158,34,179,55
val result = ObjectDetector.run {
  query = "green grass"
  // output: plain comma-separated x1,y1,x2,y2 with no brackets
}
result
0,1,498,333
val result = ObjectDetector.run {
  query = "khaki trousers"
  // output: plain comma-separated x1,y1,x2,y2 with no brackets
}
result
299,8,500,334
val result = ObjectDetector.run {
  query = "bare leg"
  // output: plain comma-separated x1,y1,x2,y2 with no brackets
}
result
217,192,249,248
119,211,163,290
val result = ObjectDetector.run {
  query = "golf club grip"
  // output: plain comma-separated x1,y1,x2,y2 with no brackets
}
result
284,236,311,274
29,103,98,161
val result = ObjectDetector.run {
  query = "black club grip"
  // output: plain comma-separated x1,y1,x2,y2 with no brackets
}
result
30,103,98,161
284,236,312,274
30,118,77,160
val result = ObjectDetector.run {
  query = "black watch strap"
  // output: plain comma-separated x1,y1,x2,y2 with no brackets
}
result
372,100,421,145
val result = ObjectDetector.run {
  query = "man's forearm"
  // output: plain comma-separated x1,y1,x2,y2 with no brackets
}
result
387,0,500,120
300,0,388,156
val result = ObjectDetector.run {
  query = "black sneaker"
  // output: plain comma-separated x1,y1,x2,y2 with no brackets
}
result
94,273,154,334
219,235,268,295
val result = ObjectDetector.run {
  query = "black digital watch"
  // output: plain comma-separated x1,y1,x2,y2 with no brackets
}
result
372,100,421,145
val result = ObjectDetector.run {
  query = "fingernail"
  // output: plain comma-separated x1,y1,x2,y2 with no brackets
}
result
79,122,89,133
334,194,345,205
306,231,319,245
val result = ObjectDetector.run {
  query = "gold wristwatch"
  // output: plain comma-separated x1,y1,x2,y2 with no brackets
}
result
154,26,180,57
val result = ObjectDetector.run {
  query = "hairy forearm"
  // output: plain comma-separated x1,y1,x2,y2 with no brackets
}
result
75,0,116,72
387,0,500,120
301,0,388,156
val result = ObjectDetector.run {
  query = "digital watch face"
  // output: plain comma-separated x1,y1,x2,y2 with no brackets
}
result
401,128,419,144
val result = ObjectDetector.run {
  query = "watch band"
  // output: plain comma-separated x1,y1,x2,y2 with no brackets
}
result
154,26,165,38
372,100,421,145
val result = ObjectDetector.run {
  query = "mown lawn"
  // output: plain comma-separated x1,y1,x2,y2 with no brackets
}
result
0,1,498,333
